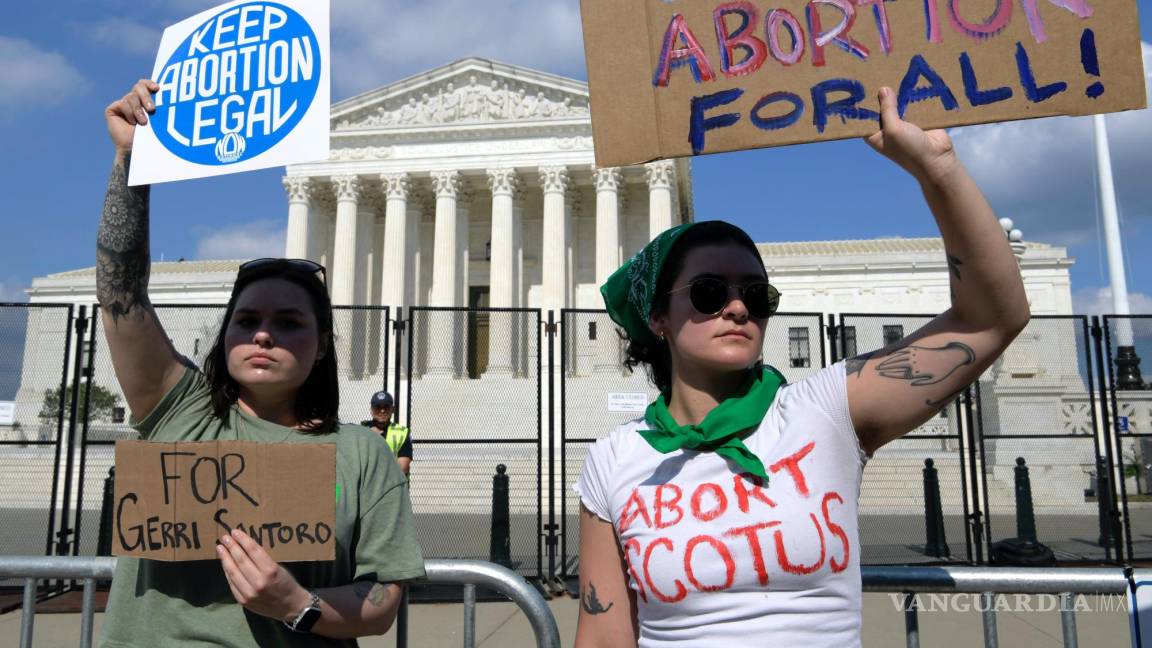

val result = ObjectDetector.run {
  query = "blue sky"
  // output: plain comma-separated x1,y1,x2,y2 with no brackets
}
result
1,0,1150,314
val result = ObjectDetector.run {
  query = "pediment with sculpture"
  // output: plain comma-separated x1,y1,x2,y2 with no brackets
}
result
334,64,591,131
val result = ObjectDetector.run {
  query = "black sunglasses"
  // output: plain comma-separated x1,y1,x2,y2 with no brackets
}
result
238,258,327,285
668,277,780,319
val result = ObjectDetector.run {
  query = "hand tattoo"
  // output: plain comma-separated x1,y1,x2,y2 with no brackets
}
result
874,341,976,387
581,583,614,615
96,152,152,323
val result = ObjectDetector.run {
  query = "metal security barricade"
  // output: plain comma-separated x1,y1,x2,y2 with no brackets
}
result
0,555,111,648
862,564,1131,648
1,556,560,648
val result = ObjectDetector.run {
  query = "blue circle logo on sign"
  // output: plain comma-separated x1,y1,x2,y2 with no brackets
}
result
152,1,320,166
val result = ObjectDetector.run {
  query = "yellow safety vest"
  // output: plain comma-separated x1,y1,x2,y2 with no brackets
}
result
384,423,410,457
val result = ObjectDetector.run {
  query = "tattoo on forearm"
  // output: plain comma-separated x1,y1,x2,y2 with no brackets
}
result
947,254,964,281
352,581,390,607
581,583,614,615
96,153,151,323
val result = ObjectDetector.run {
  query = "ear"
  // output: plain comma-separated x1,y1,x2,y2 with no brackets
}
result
648,315,667,342
316,333,330,362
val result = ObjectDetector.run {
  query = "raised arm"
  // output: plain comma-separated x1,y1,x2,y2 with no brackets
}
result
846,88,1030,455
98,79,185,419
574,505,639,648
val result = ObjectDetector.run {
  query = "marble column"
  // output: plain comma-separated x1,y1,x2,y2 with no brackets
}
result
593,167,623,373
283,176,314,260
593,167,622,285
331,174,361,307
645,160,676,239
380,173,410,310
428,170,462,376
539,166,570,312
486,168,520,376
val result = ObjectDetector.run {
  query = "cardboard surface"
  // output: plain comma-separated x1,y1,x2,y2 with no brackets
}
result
128,0,331,185
113,440,336,562
580,0,1147,167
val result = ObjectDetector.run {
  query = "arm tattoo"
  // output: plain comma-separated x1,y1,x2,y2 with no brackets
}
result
874,341,976,402
352,581,391,607
96,152,151,323
845,351,877,379
946,253,964,281
581,583,614,615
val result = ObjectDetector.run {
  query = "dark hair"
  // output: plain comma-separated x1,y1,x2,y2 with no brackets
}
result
202,263,339,432
623,221,766,392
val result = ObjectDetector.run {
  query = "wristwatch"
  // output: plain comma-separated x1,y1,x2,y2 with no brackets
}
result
284,591,322,633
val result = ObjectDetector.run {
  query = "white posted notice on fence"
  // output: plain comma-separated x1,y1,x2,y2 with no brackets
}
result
129,0,331,185
607,392,648,414
0,402,14,426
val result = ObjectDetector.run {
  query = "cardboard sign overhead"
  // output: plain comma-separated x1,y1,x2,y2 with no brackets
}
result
129,0,331,185
580,0,1147,167
114,440,336,562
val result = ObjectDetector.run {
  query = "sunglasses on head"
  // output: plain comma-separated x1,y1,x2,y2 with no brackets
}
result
238,258,327,285
668,277,780,319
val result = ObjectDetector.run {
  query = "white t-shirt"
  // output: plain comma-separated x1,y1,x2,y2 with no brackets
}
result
575,362,869,647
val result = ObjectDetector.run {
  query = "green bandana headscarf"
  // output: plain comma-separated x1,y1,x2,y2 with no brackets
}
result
639,366,786,480
600,222,696,347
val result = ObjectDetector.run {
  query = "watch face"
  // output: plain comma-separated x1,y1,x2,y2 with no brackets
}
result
295,606,322,632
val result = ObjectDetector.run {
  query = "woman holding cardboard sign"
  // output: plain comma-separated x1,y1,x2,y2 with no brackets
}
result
574,87,1029,647
97,79,424,647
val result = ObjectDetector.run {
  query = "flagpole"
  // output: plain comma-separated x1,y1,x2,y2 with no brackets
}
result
1094,114,1145,389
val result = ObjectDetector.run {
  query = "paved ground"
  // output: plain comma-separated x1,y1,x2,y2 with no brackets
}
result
2,590,1133,647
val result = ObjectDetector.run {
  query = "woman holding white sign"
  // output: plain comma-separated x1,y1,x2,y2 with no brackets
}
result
97,79,424,647
573,87,1030,647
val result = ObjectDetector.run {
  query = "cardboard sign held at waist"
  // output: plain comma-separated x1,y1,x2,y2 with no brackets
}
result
579,0,1147,167
114,440,336,562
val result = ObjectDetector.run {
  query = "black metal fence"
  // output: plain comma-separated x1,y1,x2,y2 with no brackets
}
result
1,303,1150,591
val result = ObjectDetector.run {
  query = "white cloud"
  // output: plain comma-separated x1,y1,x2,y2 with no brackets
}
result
82,18,162,56
1073,286,1152,316
328,0,586,98
195,220,286,261
0,37,88,110
951,42,1152,248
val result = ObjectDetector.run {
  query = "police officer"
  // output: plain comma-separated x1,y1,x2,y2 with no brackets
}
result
362,391,412,477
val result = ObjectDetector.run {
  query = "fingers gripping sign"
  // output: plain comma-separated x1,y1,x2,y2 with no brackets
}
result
105,79,160,155
217,528,313,622
865,86,957,184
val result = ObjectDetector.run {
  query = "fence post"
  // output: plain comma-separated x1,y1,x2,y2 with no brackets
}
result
490,464,512,568
96,467,115,557
1096,457,1117,549
923,459,950,558
1013,458,1038,544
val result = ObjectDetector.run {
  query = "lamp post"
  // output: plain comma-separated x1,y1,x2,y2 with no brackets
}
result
1094,115,1145,390
999,218,1026,262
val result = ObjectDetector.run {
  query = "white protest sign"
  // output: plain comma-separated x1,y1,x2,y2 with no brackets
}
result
129,0,330,186
607,392,649,414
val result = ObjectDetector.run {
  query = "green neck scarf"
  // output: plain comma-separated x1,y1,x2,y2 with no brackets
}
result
639,366,785,480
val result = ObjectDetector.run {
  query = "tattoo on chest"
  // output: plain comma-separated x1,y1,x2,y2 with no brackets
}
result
581,583,614,615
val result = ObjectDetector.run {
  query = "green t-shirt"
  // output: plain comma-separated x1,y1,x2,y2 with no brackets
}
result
100,366,425,648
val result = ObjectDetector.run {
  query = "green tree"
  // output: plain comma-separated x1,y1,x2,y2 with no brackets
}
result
39,384,121,423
